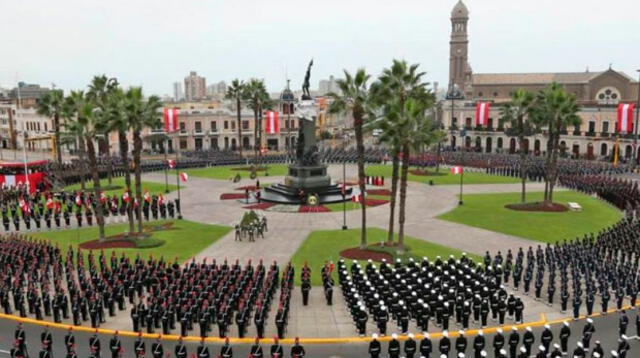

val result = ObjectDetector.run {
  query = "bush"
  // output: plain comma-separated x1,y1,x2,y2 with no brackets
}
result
240,210,260,226
132,237,165,249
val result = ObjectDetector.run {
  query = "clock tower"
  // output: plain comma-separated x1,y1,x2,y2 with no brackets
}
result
449,0,471,96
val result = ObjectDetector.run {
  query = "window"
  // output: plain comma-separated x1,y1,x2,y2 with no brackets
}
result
602,121,609,133
37,123,40,131
231,121,235,130
224,121,228,130
180,139,187,149
465,118,472,127
195,121,202,132
493,92,498,97
588,121,595,133
44,123,48,131
478,92,483,97
210,121,217,132
242,121,249,130
179,122,186,132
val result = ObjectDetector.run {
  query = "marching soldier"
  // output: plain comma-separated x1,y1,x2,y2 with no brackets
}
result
174,337,187,358
151,336,163,358
64,328,75,353
109,332,122,358
89,332,101,358
40,327,53,354
290,337,305,358
368,334,381,358
220,337,232,358
196,338,209,358
270,337,284,358
250,337,264,358
134,332,145,358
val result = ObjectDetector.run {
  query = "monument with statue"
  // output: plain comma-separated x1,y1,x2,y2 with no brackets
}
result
260,60,354,205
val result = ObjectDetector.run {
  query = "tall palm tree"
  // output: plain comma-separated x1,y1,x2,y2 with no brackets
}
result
64,91,108,241
395,97,436,252
243,79,271,163
61,92,88,190
328,69,373,250
87,75,119,187
371,60,430,246
225,79,246,158
532,83,581,204
500,89,536,203
36,89,65,164
105,88,135,234
123,87,163,234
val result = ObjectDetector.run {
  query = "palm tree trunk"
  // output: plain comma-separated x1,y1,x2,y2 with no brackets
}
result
119,130,134,235
54,113,62,164
133,130,144,234
253,107,259,164
104,137,113,187
78,136,87,191
86,138,105,241
543,133,554,203
548,131,561,204
387,152,400,245
236,97,243,158
519,134,527,203
397,143,410,253
354,112,367,250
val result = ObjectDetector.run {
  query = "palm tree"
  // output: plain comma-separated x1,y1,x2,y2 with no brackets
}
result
61,92,88,190
396,97,436,252
87,75,119,187
123,87,163,234
499,89,536,203
36,89,65,164
328,69,373,250
532,83,581,204
371,60,430,246
64,91,108,241
243,79,271,163
105,88,135,234
225,79,246,158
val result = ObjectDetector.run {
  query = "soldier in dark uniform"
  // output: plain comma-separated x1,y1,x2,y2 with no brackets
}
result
143,200,150,221
14,323,26,353
269,336,284,358
3,212,9,231
76,206,83,227
40,327,53,353
89,332,101,358
151,336,163,358
159,199,166,219
174,338,187,358
250,338,264,358
109,332,122,358
167,201,175,218
86,207,93,226
54,208,61,228
38,342,51,358
290,337,305,358
64,328,75,353
196,339,209,358
220,338,232,358
34,211,41,230
151,196,158,220
63,209,71,227
13,213,20,231
133,334,145,358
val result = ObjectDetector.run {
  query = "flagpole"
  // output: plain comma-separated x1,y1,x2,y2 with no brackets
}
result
22,131,29,192
342,159,347,230
459,168,464,205
163,136,169,193
175,136,182,220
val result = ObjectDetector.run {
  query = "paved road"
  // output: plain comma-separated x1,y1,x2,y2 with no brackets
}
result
1,312,638,358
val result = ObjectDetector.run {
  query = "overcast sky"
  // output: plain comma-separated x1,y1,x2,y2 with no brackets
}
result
0,0,638,97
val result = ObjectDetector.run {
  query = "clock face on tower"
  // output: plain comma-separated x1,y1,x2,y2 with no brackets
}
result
456,49,462,54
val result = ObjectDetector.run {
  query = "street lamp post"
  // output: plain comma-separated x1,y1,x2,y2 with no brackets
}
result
447,84,464,205
163,136,169,193
634,69,640,167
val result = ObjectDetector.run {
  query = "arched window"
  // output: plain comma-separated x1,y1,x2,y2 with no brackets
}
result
600,143,608,156
497,137,503,148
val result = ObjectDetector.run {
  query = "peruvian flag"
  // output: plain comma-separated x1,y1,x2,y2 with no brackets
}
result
55,200,62,212
475,102,491,127
264,110,279,134
352,193,362,203
75,193,82,207
46,196,54,209
617,103,635,134
164,108,179,133
158,195,165,206
167,159,176,169
450,166,463,175
144,190,151,203
122,191,130,203
179,172,188,183
100,191,107,204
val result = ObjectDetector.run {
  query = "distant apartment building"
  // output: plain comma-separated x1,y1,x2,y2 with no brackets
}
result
184,71,207,101
173,82,184,101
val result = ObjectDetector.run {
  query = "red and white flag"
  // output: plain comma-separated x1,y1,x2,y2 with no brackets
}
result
164,108,179,133
352,193,363,203
158,195,165,206
617,103,635,134
475,102,491,127
264,110,279,134
19,197,30,214
144,190,151,203
122,191,130,203
450,166,463,175
179,172,188,182
75,193,82,206
100,191,107,204
167,159,176,169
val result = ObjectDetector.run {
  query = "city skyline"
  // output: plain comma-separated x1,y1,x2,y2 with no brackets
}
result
0,0,638,97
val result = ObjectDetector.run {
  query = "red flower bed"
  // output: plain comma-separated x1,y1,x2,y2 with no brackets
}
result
80,239,136,250
243,202,275,210
364,198,389,207
366,189,392,196
235,185,260,191
298,205,331,213
340,247,393,262
220,193,248,200
336,181,358,186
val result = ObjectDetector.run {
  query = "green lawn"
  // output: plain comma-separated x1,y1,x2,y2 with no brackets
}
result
365,164,521,185
184,165,289,180
30,219,231,264
64,177,178,197
291,227,481,285
438,191,623,244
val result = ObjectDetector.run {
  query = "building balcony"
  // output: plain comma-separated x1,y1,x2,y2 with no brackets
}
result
208,129,218,135
572,131,582,136
193,130,205,136
600,132,610,138
585,132,596,137
179,130,189,136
